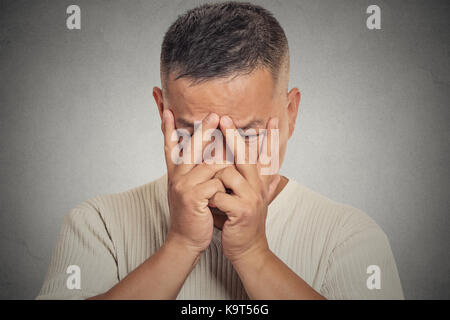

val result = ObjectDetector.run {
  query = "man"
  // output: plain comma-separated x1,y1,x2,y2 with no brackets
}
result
37,2,404,299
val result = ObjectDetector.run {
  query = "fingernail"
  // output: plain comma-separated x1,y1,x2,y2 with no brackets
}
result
206,113,219,124
221,116,232,127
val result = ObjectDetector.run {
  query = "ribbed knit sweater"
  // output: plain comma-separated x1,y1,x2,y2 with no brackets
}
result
36,175,404,299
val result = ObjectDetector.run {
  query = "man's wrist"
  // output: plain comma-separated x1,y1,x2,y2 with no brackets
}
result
230,245,273,273
163,233,204,265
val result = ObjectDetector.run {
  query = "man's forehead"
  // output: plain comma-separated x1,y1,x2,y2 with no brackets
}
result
165,68,277,124
167,67,275,98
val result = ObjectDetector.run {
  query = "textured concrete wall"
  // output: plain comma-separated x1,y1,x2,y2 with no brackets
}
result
0,0,448,299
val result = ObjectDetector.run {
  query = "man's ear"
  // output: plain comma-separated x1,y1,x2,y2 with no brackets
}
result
152,86,165,133
287,88,301,139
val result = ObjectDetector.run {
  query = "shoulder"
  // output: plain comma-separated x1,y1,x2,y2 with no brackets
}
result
64,175,168,227
283,180,404,299
282,179,381,230
279,179,386,246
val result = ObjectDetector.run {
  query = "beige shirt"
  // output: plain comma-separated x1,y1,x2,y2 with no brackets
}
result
37,174,404,299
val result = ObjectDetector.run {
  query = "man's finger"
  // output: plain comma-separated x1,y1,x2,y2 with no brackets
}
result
214,166,250,198
183,163,231,186
177,113,220,175
208,191,241,217
258,117,279,187
192,113,220,164
194,178,226,199
162,109,177,177
219,116,260,187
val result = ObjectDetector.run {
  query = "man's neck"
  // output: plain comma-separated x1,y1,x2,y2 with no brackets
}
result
269,175,289,205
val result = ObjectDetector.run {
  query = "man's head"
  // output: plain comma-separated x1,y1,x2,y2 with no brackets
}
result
153,1,300,173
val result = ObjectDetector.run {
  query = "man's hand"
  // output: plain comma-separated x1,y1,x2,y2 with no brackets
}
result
208,115,324,300
89,110,229,300
209,115,280,263
163,109,226,255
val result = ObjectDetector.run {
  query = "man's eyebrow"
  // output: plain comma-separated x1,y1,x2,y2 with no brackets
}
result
239,119,265,130
176,117,194,128
175,117,265,129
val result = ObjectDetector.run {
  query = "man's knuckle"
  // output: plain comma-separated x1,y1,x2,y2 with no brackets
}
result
224,166,235,176
203,164,215,175
240,204,252,217
172,180,184,193
211,192,219,203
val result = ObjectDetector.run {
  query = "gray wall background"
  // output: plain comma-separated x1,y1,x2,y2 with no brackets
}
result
0,0,449,299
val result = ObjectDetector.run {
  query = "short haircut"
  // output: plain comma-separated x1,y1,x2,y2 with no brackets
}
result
160,1,289,91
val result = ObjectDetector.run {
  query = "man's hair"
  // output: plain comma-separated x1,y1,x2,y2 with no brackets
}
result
160,1,289,91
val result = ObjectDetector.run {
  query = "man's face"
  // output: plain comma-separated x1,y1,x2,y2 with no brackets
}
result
154,67,300,177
